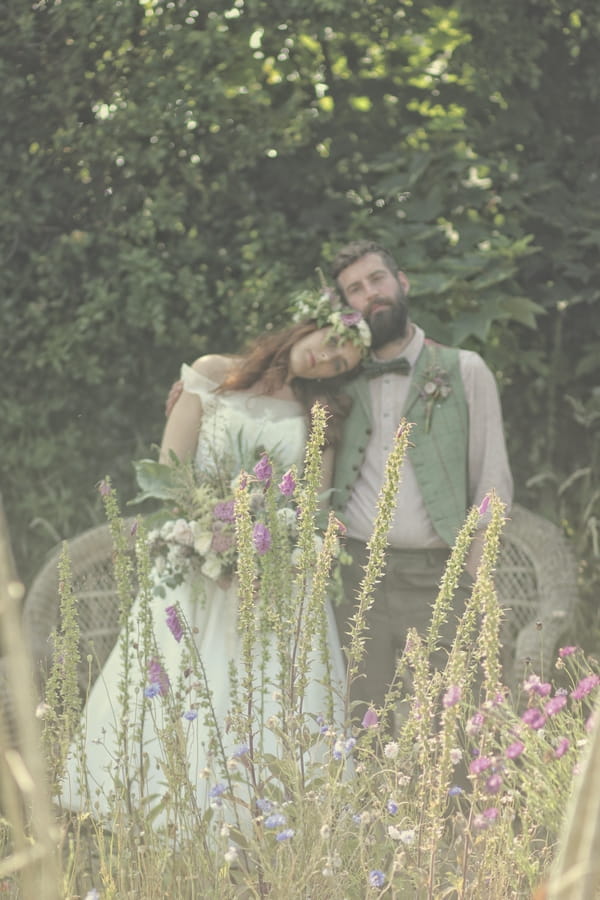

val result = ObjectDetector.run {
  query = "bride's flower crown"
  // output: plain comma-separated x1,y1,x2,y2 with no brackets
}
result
291,287,372,358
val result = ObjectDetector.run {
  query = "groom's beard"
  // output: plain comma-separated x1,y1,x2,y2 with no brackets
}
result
366,288,409,350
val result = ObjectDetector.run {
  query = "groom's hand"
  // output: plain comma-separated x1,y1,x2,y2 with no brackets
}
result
165,380,184,418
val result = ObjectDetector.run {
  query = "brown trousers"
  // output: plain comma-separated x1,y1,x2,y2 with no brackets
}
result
334,538,472,720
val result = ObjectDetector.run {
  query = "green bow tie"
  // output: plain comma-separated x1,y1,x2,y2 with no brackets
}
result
362,356,411,379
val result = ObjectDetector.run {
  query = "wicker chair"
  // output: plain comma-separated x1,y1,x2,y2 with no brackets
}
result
22,520,137,699
10,503,579,720
495,503,579,690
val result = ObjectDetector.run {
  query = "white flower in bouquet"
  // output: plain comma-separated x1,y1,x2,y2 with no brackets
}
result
202,553,224,581
193,529,214,556
170,518,196,547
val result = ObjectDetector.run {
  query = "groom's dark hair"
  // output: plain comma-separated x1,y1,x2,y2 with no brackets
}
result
330,240,399,283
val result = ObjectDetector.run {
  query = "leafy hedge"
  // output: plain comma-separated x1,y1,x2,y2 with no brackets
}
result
1,0,598,619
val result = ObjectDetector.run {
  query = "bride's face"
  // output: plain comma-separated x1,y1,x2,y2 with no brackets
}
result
288,326,362,381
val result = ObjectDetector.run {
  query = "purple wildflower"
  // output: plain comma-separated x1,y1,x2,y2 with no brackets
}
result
362,707,379,729
233,744,250,758
253,454,272,485
147,658,169,696
182,710,198,721
478,494,491,516
521,707,546,730
442,685,461,708
275,829,295,841
387,800,398,815
545,694,568,716
505,740,525,760
523,675,552,697
98,479,112,497
485,774,503,795
571,674,600,700
256,798,273,813
558,645,577,658
469,756,493,776
209,782,226,798
252,522,271,554
165,605,184,643
278,470,296,497
448,786,464,796
554,737,570,758
213,499,235,522
210,527,235,553
466,712,485,735
369,870,386,889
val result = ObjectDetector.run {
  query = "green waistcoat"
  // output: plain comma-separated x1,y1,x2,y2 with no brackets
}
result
331,342,469,547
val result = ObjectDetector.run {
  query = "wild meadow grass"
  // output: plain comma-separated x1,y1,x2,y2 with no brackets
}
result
1,407,599,898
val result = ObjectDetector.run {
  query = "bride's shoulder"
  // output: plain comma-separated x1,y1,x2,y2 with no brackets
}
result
190,354,239,383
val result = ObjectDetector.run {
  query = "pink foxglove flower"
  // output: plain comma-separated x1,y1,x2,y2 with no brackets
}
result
165,605,184,643
278,469,296,497
252,522,271,555
253,454,272,485
147,657,170,696
361,707,379,728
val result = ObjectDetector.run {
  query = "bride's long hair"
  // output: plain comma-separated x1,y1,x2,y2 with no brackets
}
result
217,322,353,446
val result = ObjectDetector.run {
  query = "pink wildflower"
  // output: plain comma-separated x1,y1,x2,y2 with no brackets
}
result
147,658,169,696
253,522,271,554
478,494,491,517
469,756,493,776
278,470,296,497
571,674,600,700
558,645,577,658
361,707,379,729
210,526,235,554
545,694,567,716
554,737,570,759
521,707,546,730
466,712,485,735
442,685,461,709
485,774,503,795
213,500,235,522
98,479,112,496
505,740,525,760
253,454,272,485
165,606,183,643
523,675,552,697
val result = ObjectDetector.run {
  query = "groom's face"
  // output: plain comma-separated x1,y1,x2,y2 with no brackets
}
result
337,252,409,349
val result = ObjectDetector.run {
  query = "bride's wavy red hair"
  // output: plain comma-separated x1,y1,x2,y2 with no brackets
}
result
217,321,353,446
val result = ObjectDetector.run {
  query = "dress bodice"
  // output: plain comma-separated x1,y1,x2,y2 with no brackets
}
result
181,364,308,478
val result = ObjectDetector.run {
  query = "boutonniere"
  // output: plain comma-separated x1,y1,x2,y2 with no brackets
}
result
419,364,452,432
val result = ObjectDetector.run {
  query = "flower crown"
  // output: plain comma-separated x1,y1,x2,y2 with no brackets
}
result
291,287,372,358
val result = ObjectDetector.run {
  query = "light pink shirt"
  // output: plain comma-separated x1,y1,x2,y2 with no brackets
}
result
343,325,514,548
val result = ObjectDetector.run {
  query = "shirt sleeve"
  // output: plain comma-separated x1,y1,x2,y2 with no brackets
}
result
459,350,514,517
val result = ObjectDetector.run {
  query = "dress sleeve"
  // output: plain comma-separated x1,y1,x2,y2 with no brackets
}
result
180,363,219,402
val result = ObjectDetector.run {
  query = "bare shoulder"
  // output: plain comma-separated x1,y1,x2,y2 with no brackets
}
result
191,354,240,382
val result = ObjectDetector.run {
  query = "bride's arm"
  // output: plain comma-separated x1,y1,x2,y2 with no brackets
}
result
159,354,233,464
159,382,202,464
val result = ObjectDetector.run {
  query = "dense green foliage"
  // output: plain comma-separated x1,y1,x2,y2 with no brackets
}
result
1,0,599,619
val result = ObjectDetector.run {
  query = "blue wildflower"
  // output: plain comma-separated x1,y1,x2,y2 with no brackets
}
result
182,710,198,721
276,829,295,841
144,684,160,698
369,869,385,888
265,813,287,829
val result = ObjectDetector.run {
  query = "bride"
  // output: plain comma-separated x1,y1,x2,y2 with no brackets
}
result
60,301,371,840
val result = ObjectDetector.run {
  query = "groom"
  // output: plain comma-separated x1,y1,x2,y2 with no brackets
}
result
326,240,513,719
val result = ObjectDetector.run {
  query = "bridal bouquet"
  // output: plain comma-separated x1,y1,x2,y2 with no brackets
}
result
130,451,301,594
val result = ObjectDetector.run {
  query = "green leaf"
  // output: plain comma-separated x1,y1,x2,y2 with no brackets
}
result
129,458,180,504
